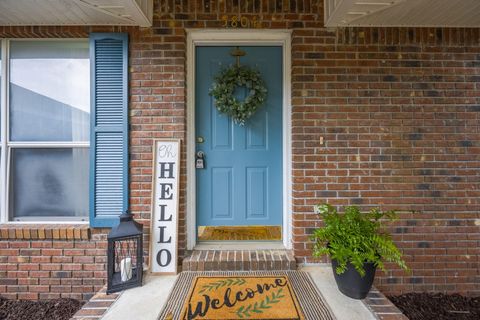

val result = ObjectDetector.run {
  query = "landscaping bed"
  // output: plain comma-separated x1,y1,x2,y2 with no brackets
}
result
388,293,480,320
0,296,83,320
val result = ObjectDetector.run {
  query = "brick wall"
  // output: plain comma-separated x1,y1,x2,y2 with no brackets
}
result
292,27,480,295
0,0,479,299
0,226,106,300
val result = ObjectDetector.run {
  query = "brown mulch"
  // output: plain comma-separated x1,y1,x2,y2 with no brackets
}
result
388,293,480,320
0,297,83,320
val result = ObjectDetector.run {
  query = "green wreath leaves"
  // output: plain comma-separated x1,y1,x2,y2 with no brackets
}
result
209,65,267,125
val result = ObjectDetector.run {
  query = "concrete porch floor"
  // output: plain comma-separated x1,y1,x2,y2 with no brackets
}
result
99,265,393,320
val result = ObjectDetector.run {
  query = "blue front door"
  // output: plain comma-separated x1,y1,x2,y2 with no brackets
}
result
195,46,283,230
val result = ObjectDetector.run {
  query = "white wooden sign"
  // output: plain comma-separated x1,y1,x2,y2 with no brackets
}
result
149,139,180,274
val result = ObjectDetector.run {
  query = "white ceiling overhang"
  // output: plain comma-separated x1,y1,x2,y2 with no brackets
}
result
325,0,480,27
0,0,153,27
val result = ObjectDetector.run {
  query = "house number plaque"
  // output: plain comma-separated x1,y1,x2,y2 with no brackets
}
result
149,139,180,275
221,15,260,28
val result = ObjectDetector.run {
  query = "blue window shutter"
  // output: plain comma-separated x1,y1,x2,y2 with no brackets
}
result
89,33,129,227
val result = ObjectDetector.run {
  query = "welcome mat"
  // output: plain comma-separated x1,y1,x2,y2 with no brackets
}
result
158,271,335,320
198,226,282,241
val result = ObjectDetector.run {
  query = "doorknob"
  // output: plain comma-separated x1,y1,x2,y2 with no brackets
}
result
196,136,205,143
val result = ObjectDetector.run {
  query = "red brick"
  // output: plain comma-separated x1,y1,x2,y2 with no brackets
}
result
64,249,85,256
17,293,38,300
29,285,50,293
41,249,63,256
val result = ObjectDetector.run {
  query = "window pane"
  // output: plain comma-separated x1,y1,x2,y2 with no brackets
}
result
9,41,90,142
9,148,89,220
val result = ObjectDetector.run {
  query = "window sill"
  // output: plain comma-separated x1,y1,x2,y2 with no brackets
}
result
0,224,90,240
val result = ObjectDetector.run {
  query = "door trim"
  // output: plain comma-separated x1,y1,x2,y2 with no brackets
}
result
186,29,292,250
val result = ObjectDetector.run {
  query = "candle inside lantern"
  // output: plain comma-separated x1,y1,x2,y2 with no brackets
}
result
120,257,133,282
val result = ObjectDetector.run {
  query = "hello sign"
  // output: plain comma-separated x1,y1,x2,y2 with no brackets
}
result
149,139,180,274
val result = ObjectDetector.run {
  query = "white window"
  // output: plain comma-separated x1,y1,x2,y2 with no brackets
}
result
0,39,90,222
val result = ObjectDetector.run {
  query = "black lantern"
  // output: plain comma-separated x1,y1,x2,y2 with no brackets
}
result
107,210,143,294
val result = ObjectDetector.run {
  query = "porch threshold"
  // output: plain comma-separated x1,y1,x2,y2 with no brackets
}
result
194,241,285,250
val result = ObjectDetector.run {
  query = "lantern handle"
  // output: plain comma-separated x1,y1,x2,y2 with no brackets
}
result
120,210,133,222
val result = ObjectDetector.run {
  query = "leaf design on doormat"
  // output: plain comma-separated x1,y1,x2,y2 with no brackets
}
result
198,278,247,293
235,288,285,318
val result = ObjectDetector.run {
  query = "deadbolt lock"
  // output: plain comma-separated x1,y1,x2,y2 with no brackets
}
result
196,151,205,169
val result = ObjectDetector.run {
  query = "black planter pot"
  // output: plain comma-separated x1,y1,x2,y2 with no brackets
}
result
331,259,377,299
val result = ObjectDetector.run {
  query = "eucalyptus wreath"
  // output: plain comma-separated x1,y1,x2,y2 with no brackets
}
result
209,65,267,125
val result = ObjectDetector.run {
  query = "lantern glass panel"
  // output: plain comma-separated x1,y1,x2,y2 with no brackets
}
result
112,237,140,285
108,235,143,293
114,237,138,275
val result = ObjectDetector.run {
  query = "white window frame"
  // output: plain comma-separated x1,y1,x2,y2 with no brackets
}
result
0,38,90,224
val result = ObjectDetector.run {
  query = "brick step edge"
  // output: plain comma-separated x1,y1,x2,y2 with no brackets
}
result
182,250,297,271
70,286,122,320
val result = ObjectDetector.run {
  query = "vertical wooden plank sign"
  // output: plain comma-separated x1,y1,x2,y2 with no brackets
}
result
149,139,180,274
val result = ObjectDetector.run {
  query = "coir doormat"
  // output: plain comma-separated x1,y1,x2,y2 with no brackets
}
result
158,271,335,320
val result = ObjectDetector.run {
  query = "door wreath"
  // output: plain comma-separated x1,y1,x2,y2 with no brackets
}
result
209,64,267,126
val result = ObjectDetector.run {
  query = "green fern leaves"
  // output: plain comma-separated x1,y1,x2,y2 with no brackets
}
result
311,204,409,276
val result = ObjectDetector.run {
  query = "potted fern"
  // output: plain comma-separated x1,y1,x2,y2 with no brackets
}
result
311,204,408,299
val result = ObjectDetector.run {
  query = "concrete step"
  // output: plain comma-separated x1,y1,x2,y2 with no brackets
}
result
182,250,297,271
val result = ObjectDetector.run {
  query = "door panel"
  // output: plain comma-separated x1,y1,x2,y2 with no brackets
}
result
195,46,283,228
211,167,233,219
246,111,268,149
246,167,268,219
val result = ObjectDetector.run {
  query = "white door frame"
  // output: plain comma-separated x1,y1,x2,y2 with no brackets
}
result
185,29,292,250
